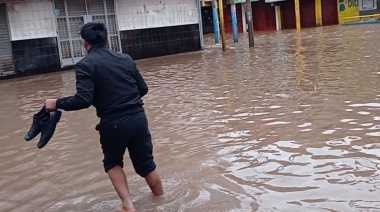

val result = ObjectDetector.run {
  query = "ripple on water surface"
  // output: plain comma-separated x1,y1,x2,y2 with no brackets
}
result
1,25,380,211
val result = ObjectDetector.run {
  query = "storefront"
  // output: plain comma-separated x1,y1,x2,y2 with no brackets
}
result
116,0,202,60
300,0,317,28
322,0,339,26
0,0,203,76
280,0,296,29
338,0,360,23
6,0,61,74
281,0,338,29
252,0,277,31
223,3,244,33
54,0,121,67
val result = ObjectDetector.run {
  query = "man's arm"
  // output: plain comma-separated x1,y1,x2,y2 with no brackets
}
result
133,62,148,97
56,62,94,111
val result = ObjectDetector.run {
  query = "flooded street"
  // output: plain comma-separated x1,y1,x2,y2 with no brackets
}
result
1,24,380,211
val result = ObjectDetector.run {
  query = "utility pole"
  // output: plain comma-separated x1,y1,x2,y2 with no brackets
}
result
275,5,282,31
218,0,227,52
244,1,254,47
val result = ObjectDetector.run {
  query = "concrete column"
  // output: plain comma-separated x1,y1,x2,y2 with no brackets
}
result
212,0,220,43
315,0,322,26
275,5,282,31
295,0,301,30
230,0,238,42
197,0,204,48
241,3,247,34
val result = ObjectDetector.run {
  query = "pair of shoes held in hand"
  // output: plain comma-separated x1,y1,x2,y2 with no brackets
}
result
25,107,62,149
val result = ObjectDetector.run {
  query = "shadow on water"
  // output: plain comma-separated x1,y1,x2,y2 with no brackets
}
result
1,24,380,211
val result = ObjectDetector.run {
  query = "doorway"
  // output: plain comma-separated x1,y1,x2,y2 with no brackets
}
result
54,0,121,67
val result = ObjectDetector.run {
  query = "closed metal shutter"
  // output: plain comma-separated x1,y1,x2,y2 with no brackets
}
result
55,0,120,67
0,4,13,73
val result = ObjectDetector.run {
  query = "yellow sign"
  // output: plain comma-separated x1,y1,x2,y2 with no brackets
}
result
338,0,360,24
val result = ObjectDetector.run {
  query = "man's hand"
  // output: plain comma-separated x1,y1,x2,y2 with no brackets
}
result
45,99,57,111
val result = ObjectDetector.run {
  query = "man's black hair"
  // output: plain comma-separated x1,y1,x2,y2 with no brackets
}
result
80,22,108,45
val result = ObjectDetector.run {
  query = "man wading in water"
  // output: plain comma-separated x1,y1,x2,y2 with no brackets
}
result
44,22,164,212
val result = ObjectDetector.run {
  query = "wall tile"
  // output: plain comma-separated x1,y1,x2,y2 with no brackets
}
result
11,37,60,74
120,24,200,60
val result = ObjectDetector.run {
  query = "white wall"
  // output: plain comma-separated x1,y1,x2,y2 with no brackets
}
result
116,0,199,31
6,0,56,41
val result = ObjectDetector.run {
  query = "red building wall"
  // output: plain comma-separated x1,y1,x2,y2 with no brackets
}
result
223,1,276,33
252,1,277,31
217,0,338,33
321,0,338,26
300,0,316,28
281,0,296,29
223,4,244,34
281,0,316,29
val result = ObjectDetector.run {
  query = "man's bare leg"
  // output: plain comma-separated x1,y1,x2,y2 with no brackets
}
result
144,170,164,196
108,166,135,212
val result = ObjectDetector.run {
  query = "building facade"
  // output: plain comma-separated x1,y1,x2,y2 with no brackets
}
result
339,0,380,23
200,0,379,36
0,0,203,77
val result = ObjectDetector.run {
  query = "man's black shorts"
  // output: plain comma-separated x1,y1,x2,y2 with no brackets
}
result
98,111,156,177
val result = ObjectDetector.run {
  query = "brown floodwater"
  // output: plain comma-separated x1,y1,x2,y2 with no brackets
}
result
1,24,380,212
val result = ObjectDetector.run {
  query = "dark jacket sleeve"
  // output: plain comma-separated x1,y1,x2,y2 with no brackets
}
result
133,62,148,97
56,61,94,111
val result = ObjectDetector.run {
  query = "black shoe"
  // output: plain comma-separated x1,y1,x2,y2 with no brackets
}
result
25,107,49,141
37,110,62,149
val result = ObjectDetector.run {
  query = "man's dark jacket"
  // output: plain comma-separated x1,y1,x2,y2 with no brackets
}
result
56,44,148,122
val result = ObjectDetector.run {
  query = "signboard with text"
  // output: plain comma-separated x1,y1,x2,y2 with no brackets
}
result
338,0,360,23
